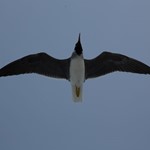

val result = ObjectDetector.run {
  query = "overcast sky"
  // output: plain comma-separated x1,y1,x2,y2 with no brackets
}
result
0,0,150,150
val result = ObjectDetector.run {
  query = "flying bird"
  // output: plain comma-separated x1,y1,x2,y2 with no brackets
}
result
0,34,150,102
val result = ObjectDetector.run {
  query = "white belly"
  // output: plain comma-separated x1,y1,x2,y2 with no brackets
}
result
69,56,85,102
70,56,85,86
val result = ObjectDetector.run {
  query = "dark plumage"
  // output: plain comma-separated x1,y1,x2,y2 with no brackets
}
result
85,51,150,79
0,34,150,101
1,51,150,79
0,52,70,79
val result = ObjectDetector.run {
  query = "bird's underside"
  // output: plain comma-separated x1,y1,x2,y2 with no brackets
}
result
0,51,150,79
0,35,150,102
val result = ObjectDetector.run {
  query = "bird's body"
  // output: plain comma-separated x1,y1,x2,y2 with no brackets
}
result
0,34,150,102
70,52,85,102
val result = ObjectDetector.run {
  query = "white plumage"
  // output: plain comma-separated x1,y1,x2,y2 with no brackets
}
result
70,53,85,102
0,34,150,102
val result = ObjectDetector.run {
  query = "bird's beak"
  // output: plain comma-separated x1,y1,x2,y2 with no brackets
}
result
78,33,81,43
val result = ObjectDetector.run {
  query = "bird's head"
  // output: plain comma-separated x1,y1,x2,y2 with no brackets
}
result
74,33,83,55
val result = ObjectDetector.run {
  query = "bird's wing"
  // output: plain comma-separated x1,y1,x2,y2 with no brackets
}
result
0,52,70,80
85,51,150,79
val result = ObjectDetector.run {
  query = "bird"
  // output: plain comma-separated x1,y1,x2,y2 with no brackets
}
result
0,34,150,102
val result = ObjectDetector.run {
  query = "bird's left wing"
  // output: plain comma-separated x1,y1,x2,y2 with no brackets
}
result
0,52,70,80
85,51,150,79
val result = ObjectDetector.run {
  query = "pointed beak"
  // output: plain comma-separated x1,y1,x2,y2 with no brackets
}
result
78,33,81,43
74,33,83,55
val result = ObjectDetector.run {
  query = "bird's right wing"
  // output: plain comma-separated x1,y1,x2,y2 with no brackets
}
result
0,52,70,80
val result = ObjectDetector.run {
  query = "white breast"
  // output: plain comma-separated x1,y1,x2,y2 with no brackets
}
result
69,55,85,102
70,55,85,86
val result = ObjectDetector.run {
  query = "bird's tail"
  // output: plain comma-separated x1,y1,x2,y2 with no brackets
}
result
71,85,83,102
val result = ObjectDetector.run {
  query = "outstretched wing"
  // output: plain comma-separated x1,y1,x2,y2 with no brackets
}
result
0,52,70,80
85,51,150,79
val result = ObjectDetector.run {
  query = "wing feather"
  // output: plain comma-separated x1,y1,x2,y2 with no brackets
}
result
0,52,70,80
85,51,150,79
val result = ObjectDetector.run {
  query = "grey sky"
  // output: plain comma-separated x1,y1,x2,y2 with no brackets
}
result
0,0,150,150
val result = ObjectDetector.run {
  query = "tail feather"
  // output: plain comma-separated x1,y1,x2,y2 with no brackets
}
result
71,85,83,102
